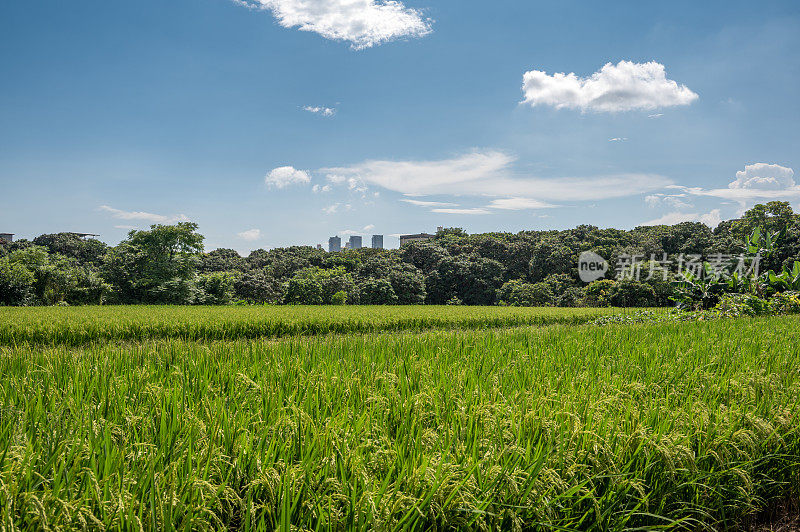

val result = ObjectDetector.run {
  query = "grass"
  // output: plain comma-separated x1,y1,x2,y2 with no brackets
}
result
1,311,799,530
0,305,632,346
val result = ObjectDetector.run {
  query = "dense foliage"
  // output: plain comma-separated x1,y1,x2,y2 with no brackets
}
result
2,201,799,307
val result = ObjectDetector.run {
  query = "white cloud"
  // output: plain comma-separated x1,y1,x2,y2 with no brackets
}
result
322,203,340,215
312,184,332,193
236,0,432,49
522,61,698,113
99,205,189,224
237,228,262,241
644,193,692,210
680,163,799,202
114,225,138,230
648,113,664,119
338,224,374,236
265,166,311,188
642,209,722,228
322,150,671,201
326,174,346,184
400,198,458,207
431,207,491,215
487,197,556,210
303,105,336,117
699,209,722,228
729,163,795,190
609,137,628,142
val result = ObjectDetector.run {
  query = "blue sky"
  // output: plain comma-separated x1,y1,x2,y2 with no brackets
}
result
1,0,798,253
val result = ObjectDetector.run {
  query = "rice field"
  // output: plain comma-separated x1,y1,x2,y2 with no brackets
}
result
0,308,799,530
0,305,630,346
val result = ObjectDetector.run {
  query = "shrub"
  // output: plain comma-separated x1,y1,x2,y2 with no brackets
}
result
608,279,658,307
585,279,617,307
331,291,348,305
769,291,800,314
714,293,770,318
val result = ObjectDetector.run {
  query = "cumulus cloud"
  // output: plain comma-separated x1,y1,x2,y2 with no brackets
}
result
729,163,795,190
521,61,698,113
642,209,722,228
679,163,799,201
99,205,189,224
303,105,336,117
265,166,311,188
235,0,432,49
322,203,340,215
237,228,262,241
487,197,556,210
322,150,671,201
312,184,332,193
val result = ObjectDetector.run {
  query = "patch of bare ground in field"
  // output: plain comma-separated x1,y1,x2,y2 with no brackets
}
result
746,500,800,531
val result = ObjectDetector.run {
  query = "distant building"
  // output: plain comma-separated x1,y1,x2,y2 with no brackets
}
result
328,236,341,253
67,232,99,240
0,233,13,243
316,244,323,250
399,232,435,246
371,234,384,249
348,235,362,249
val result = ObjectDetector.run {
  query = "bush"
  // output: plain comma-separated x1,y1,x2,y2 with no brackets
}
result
714,294,770,318
769,291,800,314
331,291,348,305
608,279,658,307
585,279,617,307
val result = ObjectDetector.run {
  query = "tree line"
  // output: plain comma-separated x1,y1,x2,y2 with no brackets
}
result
1,201,798,307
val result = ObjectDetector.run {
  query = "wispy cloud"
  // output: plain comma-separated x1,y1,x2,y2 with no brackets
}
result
237,228,262,241
234,0,432,50
487,197,556,210
431,207,491,215
522,61,698,113
99,205,189,224
400,198,458,207
322,149,671,201
609,137,628,142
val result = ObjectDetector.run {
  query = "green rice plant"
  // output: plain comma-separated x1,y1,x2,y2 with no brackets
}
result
0,316,798,530
0,305,632,347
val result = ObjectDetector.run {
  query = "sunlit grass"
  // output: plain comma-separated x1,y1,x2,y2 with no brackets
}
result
1,315,798,529
0,305,633,346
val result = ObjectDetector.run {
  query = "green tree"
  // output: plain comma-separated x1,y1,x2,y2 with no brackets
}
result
103,223,204,304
